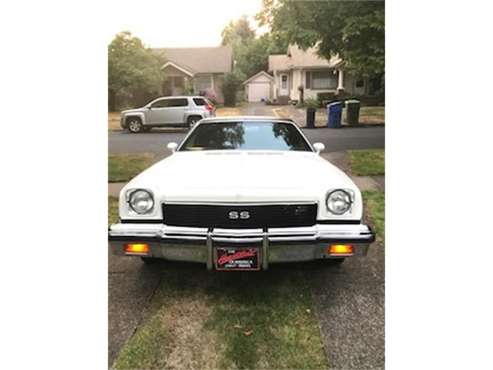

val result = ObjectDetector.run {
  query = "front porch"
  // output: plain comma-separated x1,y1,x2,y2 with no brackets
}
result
272,68,345,103
160,62,225,103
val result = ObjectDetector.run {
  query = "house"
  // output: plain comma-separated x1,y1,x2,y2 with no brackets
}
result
242,71,274,102
153,46,233,103
267,44,370,104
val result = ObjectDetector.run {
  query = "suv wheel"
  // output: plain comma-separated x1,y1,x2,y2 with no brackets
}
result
127,117,143,133
187,116,201,128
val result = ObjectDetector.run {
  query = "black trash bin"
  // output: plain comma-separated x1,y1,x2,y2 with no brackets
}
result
346,99,361,125
327,101,343,128
306,107,316,129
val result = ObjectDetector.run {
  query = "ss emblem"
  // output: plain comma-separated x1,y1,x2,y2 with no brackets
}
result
228,210,250,220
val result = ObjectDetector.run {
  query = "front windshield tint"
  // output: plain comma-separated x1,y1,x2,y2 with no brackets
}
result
179,121,312,152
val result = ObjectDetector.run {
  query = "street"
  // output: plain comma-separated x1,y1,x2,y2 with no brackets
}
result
109,125,385,156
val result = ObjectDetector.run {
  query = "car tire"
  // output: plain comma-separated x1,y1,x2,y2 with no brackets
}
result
327,258,345,266
187,116,201,128
141,257,158,265
127,117,143,133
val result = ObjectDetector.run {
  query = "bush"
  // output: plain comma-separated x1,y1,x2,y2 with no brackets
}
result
304,98,320,110
316,92,337,103
222,73,242,107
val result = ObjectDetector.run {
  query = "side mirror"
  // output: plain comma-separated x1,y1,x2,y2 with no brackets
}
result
313,142,325,154
167,142,178,152
147,106,152,110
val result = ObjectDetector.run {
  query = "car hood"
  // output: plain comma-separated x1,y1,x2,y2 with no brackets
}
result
125,151,358,204
121,108,144,114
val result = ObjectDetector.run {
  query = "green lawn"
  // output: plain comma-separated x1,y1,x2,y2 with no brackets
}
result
113,269,328,370
108,196,118,226
358,106,385,124
360,106,385,117
108,153,156,182
363,191,385,243
348,149,385,176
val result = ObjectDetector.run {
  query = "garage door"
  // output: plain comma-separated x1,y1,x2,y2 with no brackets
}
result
248,83,270,102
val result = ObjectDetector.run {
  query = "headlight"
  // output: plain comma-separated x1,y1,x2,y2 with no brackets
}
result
128,189,154,214
326,189,352,215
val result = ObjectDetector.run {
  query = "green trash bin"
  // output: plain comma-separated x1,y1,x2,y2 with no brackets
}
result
346,99,361,125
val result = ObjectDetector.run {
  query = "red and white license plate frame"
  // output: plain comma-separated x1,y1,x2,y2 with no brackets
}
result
214,247,261,271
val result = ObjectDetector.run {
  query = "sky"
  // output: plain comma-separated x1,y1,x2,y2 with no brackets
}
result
106,0,267,47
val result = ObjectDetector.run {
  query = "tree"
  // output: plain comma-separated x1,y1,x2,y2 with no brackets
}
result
108,31,163,110
221,16,255,47
222,72,242,107
221,16,289,80
257,0,385,79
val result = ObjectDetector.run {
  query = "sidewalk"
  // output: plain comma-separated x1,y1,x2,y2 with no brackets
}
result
108,182,126,197
321,151,384,191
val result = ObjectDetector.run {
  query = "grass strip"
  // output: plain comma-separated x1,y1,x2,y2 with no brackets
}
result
363,190,385,243
113,268,328,369
348,149,385,176
108,196,118,226
108,153,156,183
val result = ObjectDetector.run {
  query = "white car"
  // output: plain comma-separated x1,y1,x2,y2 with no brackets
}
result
109,116,375,270
120,96,215,133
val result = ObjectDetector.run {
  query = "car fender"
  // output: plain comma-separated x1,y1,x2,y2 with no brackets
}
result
122,111,146,126
184,109,204,121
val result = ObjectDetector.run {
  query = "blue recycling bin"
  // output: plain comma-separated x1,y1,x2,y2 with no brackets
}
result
327,101,343,128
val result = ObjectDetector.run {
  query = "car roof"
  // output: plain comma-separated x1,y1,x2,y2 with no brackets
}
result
154,96,205,100
200,116,296,123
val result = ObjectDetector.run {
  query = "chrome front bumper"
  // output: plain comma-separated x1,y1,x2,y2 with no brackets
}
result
108,223,375,269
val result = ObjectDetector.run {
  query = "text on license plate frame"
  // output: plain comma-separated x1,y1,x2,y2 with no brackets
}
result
214,247,261,271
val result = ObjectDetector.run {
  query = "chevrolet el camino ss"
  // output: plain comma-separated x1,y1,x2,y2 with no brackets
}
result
109,117,375,271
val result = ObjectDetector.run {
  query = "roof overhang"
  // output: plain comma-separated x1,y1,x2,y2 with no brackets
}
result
242,71,274,85
161,61,194,77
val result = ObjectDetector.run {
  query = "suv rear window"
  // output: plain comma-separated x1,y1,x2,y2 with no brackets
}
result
193,98,207,106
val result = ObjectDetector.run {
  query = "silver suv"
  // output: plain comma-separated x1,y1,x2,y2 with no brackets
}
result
120,96,216,133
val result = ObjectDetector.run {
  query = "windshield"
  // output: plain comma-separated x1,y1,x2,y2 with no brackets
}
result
179,121,312,152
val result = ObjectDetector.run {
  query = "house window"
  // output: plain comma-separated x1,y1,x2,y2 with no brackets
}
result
305,72,311,89
356,79,365,88
195,75,212,93
311,71,337,90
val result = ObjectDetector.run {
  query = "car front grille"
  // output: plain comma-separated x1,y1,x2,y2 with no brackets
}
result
162,203,318,229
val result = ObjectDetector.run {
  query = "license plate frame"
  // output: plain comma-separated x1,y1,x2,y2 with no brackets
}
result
214,247,261,271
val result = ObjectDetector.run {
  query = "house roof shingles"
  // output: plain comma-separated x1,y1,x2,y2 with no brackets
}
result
153,46,233,74
268,44,342,71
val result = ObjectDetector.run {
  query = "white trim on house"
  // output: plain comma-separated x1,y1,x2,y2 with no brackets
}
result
161,61,194,77
242,71,274,85
243,71,274,102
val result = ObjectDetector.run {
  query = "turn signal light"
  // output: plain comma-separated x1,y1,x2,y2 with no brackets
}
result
328,244,354,256
125,243,150,255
